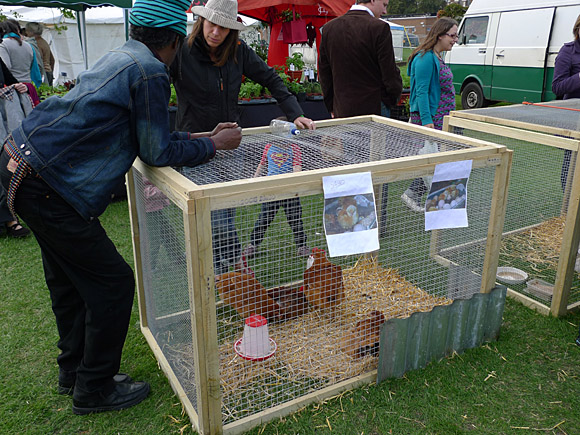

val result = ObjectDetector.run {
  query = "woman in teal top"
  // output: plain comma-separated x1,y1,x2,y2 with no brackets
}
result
401,17,458,212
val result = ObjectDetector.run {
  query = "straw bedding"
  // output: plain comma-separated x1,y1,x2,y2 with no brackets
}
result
215,256,451,418
499,216,567,274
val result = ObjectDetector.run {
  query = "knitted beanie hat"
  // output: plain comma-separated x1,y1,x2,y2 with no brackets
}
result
129,0,191,36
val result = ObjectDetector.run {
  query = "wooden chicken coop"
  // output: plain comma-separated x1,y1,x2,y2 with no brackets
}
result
127,116,512,434
444,100,580,317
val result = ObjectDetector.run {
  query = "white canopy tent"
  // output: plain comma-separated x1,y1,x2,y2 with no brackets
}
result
3,5,260,83
2,6,186,82
381,19,405,62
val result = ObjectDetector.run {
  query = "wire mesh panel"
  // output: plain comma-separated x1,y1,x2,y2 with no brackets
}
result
131,171,199,414
128,117,510,434
446,102,580,316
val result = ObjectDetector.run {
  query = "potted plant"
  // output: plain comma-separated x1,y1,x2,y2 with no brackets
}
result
286,52,304,82
279,7,308,44
279,8,300,22
304,81,323,101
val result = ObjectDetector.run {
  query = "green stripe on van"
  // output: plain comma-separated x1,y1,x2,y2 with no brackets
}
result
451,64,557,104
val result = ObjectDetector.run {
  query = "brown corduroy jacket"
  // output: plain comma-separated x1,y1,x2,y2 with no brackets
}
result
319,10,402,117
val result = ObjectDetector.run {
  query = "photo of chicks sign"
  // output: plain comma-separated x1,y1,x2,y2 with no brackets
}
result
322,172,379,257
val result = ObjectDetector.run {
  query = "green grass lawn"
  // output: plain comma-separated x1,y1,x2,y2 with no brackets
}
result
1,199,580,434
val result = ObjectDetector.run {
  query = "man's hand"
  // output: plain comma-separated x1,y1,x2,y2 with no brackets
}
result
211,126,242,150
293,116,316,130
211,122,238,136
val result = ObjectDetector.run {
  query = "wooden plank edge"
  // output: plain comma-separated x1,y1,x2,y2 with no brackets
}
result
448,108,580,140
222,371,377,435
506,288,550,316
204,150,505,209
446,117,580,152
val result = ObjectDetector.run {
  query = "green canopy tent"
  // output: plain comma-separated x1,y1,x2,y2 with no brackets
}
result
0,0,132,70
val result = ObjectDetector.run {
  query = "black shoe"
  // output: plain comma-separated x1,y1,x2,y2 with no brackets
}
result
59,371,133,396
72,380,150,415
58,369,77,395
5,222,30,238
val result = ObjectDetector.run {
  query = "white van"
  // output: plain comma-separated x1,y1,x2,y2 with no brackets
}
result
446,0,580,109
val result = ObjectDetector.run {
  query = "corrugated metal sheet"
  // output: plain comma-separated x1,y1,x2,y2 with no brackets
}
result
377,286,507,382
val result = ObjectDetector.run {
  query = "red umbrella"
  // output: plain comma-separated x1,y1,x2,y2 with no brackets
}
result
237,0,352,67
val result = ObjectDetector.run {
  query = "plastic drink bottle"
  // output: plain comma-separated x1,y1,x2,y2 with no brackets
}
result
269,119,300,137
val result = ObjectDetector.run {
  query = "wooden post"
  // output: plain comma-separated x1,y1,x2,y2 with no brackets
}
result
185,197,223,434
552,147,580,316
481,150,513,293
126,168,149,328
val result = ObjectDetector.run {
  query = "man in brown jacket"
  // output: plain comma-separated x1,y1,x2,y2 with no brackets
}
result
318,0,402,118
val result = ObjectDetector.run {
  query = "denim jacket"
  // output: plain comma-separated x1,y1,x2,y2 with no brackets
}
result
10,39,215,221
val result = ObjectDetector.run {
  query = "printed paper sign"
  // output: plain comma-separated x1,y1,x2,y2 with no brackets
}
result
322,172,379,257
425,160,472,231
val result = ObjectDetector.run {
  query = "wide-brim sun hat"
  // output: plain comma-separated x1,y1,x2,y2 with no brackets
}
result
192,0,246,31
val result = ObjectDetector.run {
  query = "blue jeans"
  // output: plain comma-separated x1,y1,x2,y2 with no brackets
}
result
0,149,135,400
212,208,240,274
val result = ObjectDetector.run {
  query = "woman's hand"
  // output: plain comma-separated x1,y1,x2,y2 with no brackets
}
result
424,123,435,129
293,116,316,130
13,83,27,93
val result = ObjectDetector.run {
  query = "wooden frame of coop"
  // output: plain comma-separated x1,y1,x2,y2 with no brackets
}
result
126,116,511,435
444,107,580,317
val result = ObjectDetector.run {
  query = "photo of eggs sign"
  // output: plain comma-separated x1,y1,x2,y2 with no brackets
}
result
425,179,467,212
322,172,379,257
425,160,472,231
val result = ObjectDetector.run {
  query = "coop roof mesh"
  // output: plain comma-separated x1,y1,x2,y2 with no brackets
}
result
458,100,580,133
178,121,475,185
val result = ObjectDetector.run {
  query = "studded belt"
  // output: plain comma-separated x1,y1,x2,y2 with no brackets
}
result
3,135,35,217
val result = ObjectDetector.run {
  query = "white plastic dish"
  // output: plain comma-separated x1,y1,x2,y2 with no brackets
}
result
496,266,528,285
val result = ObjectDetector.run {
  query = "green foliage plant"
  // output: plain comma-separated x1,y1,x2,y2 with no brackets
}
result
250,39,269,62
239,80,264,100
285,52,305,71
438,3,467,21
279,8,300,23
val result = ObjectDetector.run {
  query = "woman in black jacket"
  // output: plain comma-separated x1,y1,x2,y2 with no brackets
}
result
171,0,315,133
172,0,315,273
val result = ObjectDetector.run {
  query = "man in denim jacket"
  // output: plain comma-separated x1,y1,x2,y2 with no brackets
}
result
0,0,241,415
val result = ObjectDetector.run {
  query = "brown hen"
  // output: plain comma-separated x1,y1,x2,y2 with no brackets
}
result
303,248,345,311
215,272,281,321
342,310,386,358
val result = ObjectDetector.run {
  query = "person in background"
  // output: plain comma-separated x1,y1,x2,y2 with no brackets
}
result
25,22,55,86
318,0,402,118
22,24,45,85
244,118,310,259
0,20,42,89
552,14,580,193
318,0,402,236
0,57,30,238
171,0,315,273
400,17,458,212
0,0,241,415
551,14,580,347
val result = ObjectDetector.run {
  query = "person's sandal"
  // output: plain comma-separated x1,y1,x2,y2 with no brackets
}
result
6,222,31,238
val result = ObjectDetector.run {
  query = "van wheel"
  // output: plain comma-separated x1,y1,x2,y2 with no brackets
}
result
461,82,486,109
